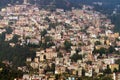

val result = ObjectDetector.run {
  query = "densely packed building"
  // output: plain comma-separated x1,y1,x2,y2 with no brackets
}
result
0,3,120,80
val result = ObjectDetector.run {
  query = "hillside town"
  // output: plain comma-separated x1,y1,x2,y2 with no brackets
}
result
0,0,120,80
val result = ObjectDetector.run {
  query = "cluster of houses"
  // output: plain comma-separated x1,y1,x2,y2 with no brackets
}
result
0,2,120,80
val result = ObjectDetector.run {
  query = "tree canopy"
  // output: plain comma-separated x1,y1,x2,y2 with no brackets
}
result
64,40,72,52
70,53,82,62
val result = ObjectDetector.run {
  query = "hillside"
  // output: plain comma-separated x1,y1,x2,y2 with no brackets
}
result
0,0,120,32
0,0,23,8
0,0,81,10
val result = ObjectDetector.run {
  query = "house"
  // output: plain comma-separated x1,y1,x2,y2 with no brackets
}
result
40,54,45,61
30,62,39,69
45,48,57,60
26,57,32,62
78,67,82,77
85,68,92,77
55,65,66,74
70,50,76,56
116,72,120,80
29,39,39,45
48,77,55,80
109,64,119,72
9,43,15,47
103,58,115,65
5,34,13,41
23,74,31,80
34,57,39,63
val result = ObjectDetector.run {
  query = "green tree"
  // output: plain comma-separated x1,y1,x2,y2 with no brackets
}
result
100,75,113,80
5,27,13,34
0,32,5,41
64,23,72,29
82,68,85,76
44,17,50,22
103,65,112,74
0,42,35,67
45,36,52,42
41,29,47,38
57,52,63,58
86,61,92,65
93,47,107,56
40,29,47,45
0,15,3,19
48,23,56,30
119,64,120,72
10,34,20,43
113,68,118,73
94,41,101,45
99,47,106,55
64,40,72,52
51,63,55,73
70,53,82,62
115,59,120,65
108,46,115,53
0,62,23,80
40,36,55,49
76,48,81,54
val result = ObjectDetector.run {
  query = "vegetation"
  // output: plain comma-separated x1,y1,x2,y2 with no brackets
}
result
10,35,20,43
93,46,116,56
64,40,72,52
57,52,63,58
70,53,82,62
39,35,55,49
115,59,120,72
82,68,85,76
93,47,107,56
115,59,120,65
44,17,51,22
0,15,3,19
0,42,35,67
109,14,120,33
0,32,5,41
78,75,113,80
44,63,55,74
48,23,57,30
0,27,36,68
94,41,101,45
41,29,47,38
103,65,112,74
5,27,13,34
0,62,23,80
